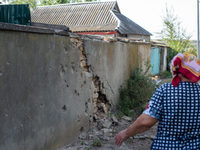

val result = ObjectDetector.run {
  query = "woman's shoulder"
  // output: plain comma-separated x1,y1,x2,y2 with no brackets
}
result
159,83,172,89
159,82,200,90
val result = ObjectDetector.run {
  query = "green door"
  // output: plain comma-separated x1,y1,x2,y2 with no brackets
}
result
151,47,160,75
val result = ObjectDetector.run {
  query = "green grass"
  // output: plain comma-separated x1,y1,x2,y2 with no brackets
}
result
92,138,102,147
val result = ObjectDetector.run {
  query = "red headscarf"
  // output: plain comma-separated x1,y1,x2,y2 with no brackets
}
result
171,53,200,87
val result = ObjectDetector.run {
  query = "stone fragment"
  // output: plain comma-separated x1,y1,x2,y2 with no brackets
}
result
102,119,112,128
101,128,113,137
101,103,108,114
111,115,118,124
79,132,87,140
122,116,132,122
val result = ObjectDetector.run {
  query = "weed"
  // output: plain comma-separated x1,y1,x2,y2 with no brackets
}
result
92,138,102,147
116,111,124,118
80,141,85,145
126,138,133,143
85,147,90,150
118,68,157,116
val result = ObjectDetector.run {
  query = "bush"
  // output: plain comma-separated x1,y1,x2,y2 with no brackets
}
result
118,69,157,116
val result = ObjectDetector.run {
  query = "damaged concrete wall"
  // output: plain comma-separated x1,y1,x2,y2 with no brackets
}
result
0,23,151,150
0,28,94,150
84,38,150,108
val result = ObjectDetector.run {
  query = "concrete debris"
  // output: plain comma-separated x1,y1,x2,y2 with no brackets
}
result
101,119,112,128
111,115,119,124
122,116,132,122
62,111,157,150
119,38,129,43
101,136,111,141
93,93,99,99
100,103,108,114
78,132,87,140
101,128,113,137
88,134,94,139
103,37,118,42
93,114,98,121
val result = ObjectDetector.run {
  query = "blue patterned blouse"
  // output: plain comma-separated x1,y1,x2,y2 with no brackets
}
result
143,82,200,150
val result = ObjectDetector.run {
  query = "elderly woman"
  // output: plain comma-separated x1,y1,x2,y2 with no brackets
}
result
115,53,200,149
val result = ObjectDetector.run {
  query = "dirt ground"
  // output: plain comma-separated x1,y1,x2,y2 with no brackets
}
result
58,115,158,150
57,78,171,150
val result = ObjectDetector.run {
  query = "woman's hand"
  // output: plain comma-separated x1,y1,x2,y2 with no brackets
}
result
114,129,128,146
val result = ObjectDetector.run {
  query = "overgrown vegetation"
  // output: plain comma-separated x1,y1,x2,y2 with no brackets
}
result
118,69,157,117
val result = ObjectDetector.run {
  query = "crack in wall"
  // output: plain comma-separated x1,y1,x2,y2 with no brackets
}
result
70,35,111,116
92,76,111,114
70,36,89,72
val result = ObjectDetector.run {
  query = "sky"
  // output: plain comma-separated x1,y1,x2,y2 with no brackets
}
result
103,0,197,40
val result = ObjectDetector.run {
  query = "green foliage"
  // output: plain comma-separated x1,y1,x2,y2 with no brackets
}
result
40,0,70,5
118,69,157,116
56,0,70,4
40,0,57,5
166,47,178,71
4,0,98,9
84,0,96,1
126,138,133,143
160,71,172,79
80,141,85,145
92,138,102,147
159,7,196,54
5,0,37,10
40,0,97,5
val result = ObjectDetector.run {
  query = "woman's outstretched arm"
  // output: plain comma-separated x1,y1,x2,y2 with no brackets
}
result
115,114,158,146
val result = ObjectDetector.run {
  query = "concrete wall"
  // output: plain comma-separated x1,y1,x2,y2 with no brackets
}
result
0,23,151,150
128,34,150,42
84,39,150,106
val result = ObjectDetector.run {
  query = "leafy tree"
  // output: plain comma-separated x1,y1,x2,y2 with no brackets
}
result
40,0,97,5
56,0,70,4
40,0,57,5
11,0,37,10
3,0,97,10
160,7,196,55
2,0,37,10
